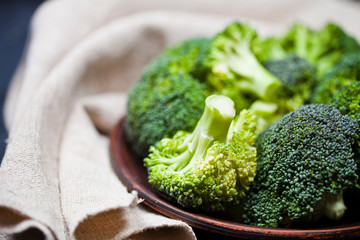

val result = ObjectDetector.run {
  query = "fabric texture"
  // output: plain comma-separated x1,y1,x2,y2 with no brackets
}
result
1,0,360,239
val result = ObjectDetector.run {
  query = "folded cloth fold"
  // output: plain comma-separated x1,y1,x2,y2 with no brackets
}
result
1,0,360,239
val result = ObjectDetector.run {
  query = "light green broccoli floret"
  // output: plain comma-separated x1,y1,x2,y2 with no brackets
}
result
194,22,282,108
145,95,257,211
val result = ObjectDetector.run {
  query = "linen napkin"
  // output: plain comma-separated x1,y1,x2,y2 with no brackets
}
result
1,0,360,239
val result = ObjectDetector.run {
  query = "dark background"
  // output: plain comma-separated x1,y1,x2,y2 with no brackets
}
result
0,0,44,164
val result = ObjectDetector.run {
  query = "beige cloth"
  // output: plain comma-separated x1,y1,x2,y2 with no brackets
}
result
0,0,360,239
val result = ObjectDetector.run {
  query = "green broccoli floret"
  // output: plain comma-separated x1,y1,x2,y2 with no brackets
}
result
264,55,317,112
254,23,360,78
245,55,316,134
145,95,257,211
143,37,210,79
331,82,360,124
194,22,281,106
243,104,359,228
253,37,287,63
282,23,360,77
125,72,208,157
311,53,360,104
125,38,210,157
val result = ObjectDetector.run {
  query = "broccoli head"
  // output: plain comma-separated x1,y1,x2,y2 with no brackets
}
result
145,95,257,211
125,38,210,157
245,55,316,134
254,22,360,78
194,22,281,107
125,72,208,157
281,22,360,77
311,53,360,104
331,81,360,125
142,37,210,79
264,55,317,112
243,104,359,228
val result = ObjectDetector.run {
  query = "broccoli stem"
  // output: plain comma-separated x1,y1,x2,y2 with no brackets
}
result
322,192,347,221
228,46,281,100
146,95,236,172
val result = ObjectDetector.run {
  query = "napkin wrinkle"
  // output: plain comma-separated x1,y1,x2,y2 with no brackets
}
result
2,0,360,239
0,208,55,240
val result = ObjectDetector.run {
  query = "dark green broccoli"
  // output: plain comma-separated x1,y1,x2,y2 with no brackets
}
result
243,104,359,228
125,73,207,157
264,55,317,112
246,55,317,134
311,53,360,104
194,22,281,108
331,81,360,124
125,38,210,157
145,95,257,211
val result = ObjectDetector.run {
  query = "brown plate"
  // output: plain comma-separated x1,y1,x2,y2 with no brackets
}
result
110,117,360,239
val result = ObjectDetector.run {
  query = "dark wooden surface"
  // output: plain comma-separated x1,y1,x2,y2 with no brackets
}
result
110,117,360,240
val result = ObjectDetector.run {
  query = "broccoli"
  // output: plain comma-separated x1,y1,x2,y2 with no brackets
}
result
125,38,209,157
281,23,360,77
254,23,360,78
194,22,282,107
331,82,360,125
311,53,360,104
264,55,317,112
246,55,316,134
243,104,359,228
145,95,257,211
144,37,210,79
253,37,287,63
247,100,280,135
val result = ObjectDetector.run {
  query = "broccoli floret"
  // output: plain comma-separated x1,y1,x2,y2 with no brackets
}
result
245,55,316,134
331,82,360,124
253,37,287,63
145,95,257,211
162,37,210,75
264,55,316,112
140,37,210,81
243,104,359,228
125,72,208,157
282,23,360,77
194,22,281,105
125,38,210,157
311,53,360,104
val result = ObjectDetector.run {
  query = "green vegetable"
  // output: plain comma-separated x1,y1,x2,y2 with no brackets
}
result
194,22,282,110
144,37,210,79
264,55,316,112
283,23,360,77
311,53,360,104
331,81,360,125
125,38,209,157
145,95,257,211
255,23,360,78
249,55,316,133
243,104,359,227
